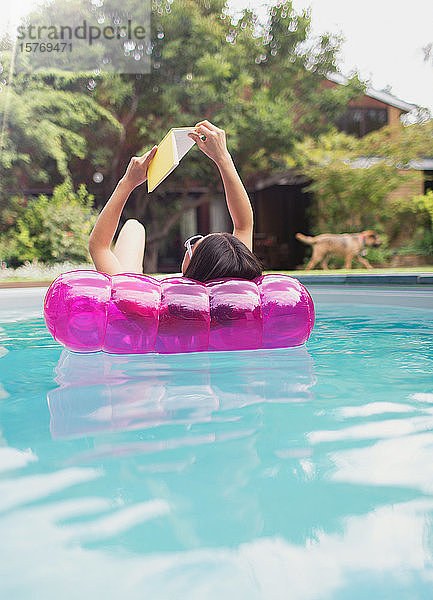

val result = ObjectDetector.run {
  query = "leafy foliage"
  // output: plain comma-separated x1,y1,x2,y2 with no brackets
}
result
291,123,433,257
390,190,433,257
0,181,98,266
0,0,380,268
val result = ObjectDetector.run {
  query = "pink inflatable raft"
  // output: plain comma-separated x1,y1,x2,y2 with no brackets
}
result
43,271,315,354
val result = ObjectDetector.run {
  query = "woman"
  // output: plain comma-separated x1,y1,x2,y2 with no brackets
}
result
88,120,262,282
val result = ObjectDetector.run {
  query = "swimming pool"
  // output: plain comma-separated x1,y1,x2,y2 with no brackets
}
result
1,285,432,599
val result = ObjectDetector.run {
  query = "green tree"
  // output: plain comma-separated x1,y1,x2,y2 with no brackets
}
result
0,84,122,190
1,0,366,270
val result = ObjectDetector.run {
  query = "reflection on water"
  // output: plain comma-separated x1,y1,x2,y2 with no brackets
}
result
48,347,316,442
1,304,433,599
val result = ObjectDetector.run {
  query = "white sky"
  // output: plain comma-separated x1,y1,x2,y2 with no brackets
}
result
2,0,432,112
229,0,433,112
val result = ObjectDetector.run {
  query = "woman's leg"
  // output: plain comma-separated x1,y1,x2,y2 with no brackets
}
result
112,219,145,274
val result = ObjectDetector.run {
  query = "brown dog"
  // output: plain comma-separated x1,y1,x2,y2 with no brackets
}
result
296,230,382,270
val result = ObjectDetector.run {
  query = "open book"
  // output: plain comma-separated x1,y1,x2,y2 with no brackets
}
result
147,127,197,193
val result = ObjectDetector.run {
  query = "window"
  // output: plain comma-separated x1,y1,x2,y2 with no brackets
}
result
424,171,433,194
336,107,388,137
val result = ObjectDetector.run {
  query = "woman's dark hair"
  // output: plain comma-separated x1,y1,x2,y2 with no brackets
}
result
183,232,262,282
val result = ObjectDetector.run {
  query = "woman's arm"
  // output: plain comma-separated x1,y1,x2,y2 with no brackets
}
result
88,145,157,275
188,121,254,251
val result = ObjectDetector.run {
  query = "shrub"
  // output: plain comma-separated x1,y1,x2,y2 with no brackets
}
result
388,191,433,257
396,228,433,257
291,126,433,258
0,181,98,267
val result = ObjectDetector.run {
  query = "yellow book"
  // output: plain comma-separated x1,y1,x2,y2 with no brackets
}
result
147,127,197,193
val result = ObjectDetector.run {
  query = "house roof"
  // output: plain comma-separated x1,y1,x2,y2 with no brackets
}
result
346,157,433,170
254,170,309,191
327,72,418,113
253,158,432,191
410,158,433,170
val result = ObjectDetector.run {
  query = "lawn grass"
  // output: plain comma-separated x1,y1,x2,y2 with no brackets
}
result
1,265,432,285
265,266,433,276
0,275,54,282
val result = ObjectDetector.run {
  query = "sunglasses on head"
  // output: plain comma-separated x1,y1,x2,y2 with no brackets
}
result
184,234,204,258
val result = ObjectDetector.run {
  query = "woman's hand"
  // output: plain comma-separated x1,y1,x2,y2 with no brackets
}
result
188,121,230,166
189,121,253,250
121,145,158,189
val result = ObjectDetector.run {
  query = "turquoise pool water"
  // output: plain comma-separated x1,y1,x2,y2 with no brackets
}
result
0,289,432,599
